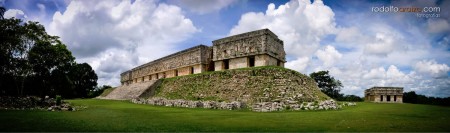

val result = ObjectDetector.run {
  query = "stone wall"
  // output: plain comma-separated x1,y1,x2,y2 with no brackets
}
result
229,57,248,69
212,29,285,62
255,54,280,67
120,45,211,85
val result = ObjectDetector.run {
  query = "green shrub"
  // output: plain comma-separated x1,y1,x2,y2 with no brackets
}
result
56,95,62,105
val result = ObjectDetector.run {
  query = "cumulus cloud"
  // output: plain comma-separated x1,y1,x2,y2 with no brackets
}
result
4,9,27,19
363,67,386,79
48,0,199,86
363,32,405,57
315,45,342,67
335,27,361,44
169,0,237,14
285,57,310,73
427,19,450,33
229,0,336,57
414,60,450,78
230,0,450,97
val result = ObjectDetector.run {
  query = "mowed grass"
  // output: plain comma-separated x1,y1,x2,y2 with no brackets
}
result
0,99,449,132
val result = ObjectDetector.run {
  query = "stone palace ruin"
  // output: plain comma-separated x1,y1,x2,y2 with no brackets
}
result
365,87,403,103
120,29,286,86
101,29,350,112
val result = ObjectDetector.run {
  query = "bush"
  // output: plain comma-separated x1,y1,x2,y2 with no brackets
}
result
56,95,62,105
338,95,364,102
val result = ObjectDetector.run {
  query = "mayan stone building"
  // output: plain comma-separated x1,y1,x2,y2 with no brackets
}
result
120,29,286,86
120,45,212,85
212,29,286,71
365,87,403,103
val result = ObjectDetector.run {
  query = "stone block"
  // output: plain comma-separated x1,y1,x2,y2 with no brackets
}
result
229,57,248,69
214,61,224,71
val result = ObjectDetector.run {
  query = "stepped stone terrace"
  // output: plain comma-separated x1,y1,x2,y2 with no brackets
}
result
120,29,286,86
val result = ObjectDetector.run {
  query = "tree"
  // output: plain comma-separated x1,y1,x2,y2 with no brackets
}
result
0,18,26,95
339,95,364,102
69,63,98,98
0,11,98,98
0,6,5,19
309,70,343,99
0,18,40,96
403,91,418,103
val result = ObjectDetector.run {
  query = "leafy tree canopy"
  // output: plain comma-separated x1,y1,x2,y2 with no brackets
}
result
0,6,99,98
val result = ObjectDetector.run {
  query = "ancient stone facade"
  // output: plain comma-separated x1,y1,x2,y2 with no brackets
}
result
120,45,212,85
120,29,286,86
365,87,403,103
212,29,286,71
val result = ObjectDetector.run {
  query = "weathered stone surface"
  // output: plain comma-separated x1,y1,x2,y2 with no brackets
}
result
120,29,287,86
120,45,211,85
212,29,285,62
100,80,161,100
150,66,342,111
131,97,246,110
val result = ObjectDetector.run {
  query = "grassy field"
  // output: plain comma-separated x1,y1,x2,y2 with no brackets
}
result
0,99,449,132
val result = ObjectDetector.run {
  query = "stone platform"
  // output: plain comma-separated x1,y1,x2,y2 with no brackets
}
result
100,80,161,100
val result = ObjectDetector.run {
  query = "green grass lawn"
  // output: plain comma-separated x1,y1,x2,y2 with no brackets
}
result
0,99,449,132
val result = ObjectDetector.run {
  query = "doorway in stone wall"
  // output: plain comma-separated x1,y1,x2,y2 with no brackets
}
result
190,67,194,74
387,95,391,102
175,70,178,76
394,95,397,102
223,59,229,69
249,56,255,67
380,95,383,101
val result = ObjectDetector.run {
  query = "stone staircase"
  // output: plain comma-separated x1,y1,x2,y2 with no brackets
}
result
100,80,161,100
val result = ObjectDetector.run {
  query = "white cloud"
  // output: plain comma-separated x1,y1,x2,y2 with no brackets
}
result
427,19,450,33
169,0,238,14
335,27,361,44
48,0,199,86
285,57,310,73
4,9,27,19
363,67,386,79
363,32,401,57
230,0,450,98
414,60,450,78
315,45,342,67
229,0,336,57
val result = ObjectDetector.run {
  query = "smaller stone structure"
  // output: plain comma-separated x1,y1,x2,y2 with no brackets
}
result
365,87,403,103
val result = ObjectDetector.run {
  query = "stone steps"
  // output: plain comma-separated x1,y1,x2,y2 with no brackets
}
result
100,80,161,100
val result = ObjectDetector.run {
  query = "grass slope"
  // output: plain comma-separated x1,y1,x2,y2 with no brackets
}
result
0,99,449,132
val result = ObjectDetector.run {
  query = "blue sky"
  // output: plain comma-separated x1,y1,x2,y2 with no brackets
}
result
2,0,449,97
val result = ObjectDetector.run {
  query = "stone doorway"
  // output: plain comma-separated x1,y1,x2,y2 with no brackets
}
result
248,56,255,67
223,59,229,70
